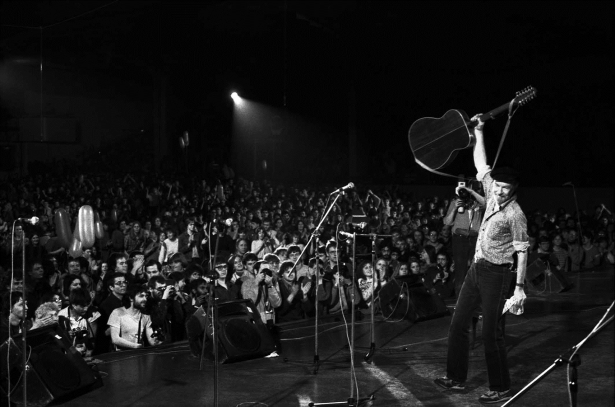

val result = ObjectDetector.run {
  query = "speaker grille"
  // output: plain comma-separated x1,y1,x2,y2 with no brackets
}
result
222,319,261,353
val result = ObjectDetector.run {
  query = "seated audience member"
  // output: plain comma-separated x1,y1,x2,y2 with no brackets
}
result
276,260,313,323
185,278,209,357
427,251,454,299
596,237,615,267
61,275,87,309
33,301,60,329
408,257,422,276
566,229,583,271
186,263,204,282
1,292,33,342
25,260,54,320
144,259,164,281
581,232,601,270
274,246,288,262
287,245,309,279
58,288,100,354
108,284,161,350
95,273,130,354
242,252,259,277
357,261,380,308
227,254,249,298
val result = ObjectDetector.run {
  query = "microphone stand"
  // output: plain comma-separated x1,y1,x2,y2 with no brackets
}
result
363,233,377,362
199,222,220,407
289,191,344,375
502,300,614,406
21,226,28,407
309,207,375,406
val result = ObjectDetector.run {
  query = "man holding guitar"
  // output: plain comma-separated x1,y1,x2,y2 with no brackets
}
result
434,115,530,404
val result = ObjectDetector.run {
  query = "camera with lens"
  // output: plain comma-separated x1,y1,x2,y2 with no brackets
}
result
456,182,475,213
70,328,89,342
260,268,273,277
151,326,165,341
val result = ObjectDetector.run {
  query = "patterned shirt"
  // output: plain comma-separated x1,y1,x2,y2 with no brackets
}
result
474,170,530,266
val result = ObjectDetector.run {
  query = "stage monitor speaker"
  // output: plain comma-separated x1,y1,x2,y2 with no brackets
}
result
204,299,276,364
526,258,548,289
379,276,449,322
0,324,103,405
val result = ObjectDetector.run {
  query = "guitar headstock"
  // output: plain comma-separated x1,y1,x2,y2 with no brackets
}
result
514,86,537,106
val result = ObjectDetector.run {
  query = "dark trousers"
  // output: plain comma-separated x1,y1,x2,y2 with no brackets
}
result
446,259,514,392
452,233,478,296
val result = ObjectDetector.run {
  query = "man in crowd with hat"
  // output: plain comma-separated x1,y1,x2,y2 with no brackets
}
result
435,115,530,404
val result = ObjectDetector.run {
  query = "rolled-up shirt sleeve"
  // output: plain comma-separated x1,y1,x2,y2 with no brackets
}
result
511,210,530,253
476,164,492,181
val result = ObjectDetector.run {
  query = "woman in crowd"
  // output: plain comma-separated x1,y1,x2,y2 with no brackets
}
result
357,261,380,308
251,227,274,259
124,221,146,253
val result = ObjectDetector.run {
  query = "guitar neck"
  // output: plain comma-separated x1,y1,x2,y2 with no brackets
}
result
465,101,513,128
480,101,514,122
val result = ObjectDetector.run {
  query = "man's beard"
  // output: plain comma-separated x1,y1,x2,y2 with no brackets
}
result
134,300,147,311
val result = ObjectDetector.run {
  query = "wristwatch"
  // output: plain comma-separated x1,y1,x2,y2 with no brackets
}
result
515,283,525,288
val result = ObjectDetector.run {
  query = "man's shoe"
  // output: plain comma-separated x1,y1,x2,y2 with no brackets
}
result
479,390,511,404
434,376,465,391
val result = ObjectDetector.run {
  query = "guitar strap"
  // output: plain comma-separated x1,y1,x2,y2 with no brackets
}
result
417,98,519,180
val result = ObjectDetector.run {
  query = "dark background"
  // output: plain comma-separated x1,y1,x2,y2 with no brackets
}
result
1,1,613,186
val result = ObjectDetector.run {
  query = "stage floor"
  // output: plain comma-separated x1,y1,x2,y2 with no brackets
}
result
57,271,614,407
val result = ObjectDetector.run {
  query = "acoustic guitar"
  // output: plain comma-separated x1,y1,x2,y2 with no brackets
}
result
408,86,537,170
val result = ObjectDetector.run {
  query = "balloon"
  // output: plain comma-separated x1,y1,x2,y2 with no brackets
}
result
68,237,83,258
183,131,189,147
95,221,104,239
179,137,185,149
111,208,118,223
73,220,81,242
78,205,96,248
54,209,72,249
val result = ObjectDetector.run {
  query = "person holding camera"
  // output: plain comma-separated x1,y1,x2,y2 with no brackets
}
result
435,116,530,404
58,288,100,356
443,179,486,298
241,261,281,325
146,275,178,344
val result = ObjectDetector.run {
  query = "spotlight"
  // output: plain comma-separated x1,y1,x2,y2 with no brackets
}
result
230,92,239,101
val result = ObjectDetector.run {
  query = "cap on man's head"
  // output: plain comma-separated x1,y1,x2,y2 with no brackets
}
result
491,167,520,185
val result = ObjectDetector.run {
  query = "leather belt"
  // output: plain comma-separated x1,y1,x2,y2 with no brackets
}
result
476,258,513,269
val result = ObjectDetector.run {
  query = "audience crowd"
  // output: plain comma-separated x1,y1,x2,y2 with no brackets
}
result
1,170,613,358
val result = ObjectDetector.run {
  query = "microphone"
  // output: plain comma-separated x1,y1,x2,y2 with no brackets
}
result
19,217,39,225
338,231,354,239
351,222,368,229
330,182,355,195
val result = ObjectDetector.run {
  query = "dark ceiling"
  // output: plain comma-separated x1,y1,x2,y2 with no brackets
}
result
1,1,613,186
